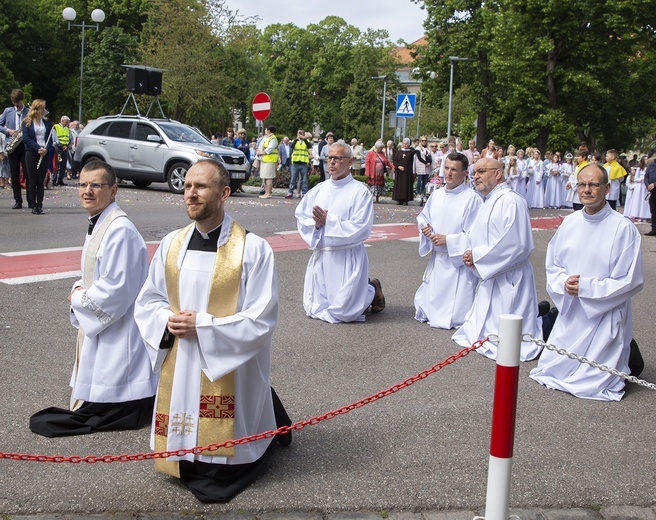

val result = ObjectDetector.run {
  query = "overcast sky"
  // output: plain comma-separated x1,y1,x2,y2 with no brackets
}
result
225,0,428,44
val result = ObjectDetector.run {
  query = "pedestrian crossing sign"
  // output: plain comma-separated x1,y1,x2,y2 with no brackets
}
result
396,94,416,118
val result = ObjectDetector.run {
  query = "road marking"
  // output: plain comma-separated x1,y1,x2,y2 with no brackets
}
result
0,220,560,285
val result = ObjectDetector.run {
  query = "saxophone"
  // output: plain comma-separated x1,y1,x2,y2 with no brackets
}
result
6,128,23,154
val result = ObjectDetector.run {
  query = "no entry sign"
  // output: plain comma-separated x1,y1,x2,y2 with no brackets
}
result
252,92,271,121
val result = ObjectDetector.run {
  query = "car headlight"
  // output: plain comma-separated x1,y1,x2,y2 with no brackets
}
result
196,150,221,160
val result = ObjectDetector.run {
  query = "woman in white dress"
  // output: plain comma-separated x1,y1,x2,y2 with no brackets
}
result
526,149,544,209
624,156,651,221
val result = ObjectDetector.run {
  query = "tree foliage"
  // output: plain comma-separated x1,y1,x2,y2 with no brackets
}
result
6,0,653,151
2,0,402,146
138,0,230,134
415,0,656,151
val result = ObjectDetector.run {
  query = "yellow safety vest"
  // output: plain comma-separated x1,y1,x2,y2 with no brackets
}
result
291,140,310,164
54,123,70,146
262,134,279,163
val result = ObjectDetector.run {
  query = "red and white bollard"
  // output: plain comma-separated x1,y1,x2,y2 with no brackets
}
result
483,314,523,520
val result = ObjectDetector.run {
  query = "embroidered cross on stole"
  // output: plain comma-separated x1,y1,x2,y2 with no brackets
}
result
155,220,246,478
71,209,127,411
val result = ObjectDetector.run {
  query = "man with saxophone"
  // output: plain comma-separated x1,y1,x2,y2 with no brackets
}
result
0,89,29,209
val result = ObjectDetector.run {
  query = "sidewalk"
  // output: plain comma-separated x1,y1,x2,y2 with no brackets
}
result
4,505,656,519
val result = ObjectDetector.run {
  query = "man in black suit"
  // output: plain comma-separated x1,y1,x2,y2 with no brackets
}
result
0,89,29,209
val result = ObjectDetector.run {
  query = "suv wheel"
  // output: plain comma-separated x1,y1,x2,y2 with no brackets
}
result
132,180,152,189
167,162,189,194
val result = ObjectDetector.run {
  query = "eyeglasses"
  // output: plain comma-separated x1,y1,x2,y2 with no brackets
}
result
577,182,605,190
76,182,110,190
420,139,427,142
326,156,349,162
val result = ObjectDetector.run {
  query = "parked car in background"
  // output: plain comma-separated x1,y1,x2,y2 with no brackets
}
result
73,115,249,194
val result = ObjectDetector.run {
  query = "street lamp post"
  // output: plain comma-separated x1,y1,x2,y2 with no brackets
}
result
447,56,473,141
63,7,106,123
372,75,388,142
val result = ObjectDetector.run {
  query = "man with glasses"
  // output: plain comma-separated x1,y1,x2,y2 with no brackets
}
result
295,141,385,323
30,160,156,437
530,164,644,400
450,158,543,361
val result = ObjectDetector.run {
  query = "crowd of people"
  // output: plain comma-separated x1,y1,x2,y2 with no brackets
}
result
218,127,652,229
3,88,652,502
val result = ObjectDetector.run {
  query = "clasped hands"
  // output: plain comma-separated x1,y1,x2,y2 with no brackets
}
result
167,311,198,339
420,224,447,248
312,205,327,228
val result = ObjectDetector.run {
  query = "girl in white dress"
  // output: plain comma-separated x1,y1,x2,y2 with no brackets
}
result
506,157,520,193
562,153,575,208
527,149,544,208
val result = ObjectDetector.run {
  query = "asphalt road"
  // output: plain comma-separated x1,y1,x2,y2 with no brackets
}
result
0,183,654,516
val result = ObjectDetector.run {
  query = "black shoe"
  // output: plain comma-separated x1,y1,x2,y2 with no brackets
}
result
32,207,43,215
369,278,385,313
57,181,67,186
538,300,551,317
11,202,22,210
276,429,292,447
644,230,656,236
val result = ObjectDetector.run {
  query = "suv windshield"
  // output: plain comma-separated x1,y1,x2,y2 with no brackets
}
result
158,122,209,144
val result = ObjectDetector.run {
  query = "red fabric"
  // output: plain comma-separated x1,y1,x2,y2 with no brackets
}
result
365,150,392,187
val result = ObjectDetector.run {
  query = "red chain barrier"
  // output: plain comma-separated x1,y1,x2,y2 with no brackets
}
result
0,339,486,464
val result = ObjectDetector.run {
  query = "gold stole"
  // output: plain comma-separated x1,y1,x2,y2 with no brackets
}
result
155,221,246,478
71,209,127,411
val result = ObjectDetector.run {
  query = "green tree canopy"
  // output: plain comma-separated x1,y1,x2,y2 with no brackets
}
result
414,0,656,151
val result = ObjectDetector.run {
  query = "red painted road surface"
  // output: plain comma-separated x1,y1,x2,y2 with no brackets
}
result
0,219,562,284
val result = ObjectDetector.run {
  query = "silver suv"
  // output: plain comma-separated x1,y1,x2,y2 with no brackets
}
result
73,115,249,194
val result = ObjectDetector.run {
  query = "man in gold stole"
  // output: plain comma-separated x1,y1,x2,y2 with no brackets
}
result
135,159,290,503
